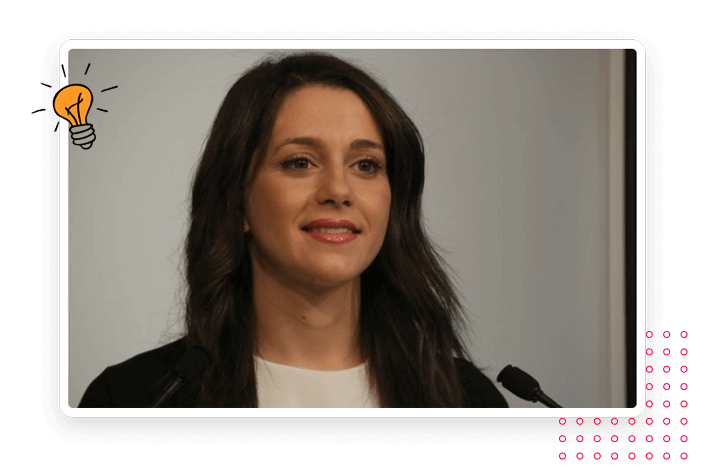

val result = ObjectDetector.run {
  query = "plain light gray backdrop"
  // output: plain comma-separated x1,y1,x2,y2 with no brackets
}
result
68,48,627,408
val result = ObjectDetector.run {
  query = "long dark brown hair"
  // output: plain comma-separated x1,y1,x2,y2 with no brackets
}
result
184,51,472,407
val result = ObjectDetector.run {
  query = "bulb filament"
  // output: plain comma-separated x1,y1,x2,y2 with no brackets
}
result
65,93,85,126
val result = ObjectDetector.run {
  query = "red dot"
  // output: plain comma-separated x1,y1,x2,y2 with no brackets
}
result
664,417,671,425
577,435,584,442
646,348,653,355
681,348,687,355
611,435,618,442
664,348,670,355
611,418,618,425
559,452,566,460
681,435,687,442
559,435,566,442
664,452,670,460
629,435,635,442
646,418,653,425
594,418,601,425
681,400,687,408
681,453,687,460
681,383,688,390
680,331,687,338
646,452,653,460
681,366,688,373
577,418,584,425
646,331,653,338
647,366,653,373
577,452,583,460
629,452,635,460
681,418,688,425
611,453,618,460
664,331,670,338
664,400,670,408
664,383,670,390
594,435,601,442
646,400,653,408
646,383,653,390
663,365,670,373
629,418,636,425
559,418,566,425
646,435,653,442
664,435,670,442
594,453,601,460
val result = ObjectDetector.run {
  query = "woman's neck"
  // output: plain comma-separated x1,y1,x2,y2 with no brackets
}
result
251,267,364,371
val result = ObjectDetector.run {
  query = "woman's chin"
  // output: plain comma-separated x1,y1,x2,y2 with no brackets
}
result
299,267,361,290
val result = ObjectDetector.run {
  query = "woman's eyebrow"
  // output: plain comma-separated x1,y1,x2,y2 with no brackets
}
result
349,138,384,152
274,136,384,153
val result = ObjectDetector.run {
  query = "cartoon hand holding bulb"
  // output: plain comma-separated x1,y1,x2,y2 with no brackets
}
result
53,84,96,149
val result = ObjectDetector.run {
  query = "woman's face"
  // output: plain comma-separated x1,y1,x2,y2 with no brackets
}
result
245,85,392,290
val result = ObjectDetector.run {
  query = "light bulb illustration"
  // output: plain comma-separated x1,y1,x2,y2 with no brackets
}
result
53,84,96,149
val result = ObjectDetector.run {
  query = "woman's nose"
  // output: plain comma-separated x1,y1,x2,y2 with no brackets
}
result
315,164,353,207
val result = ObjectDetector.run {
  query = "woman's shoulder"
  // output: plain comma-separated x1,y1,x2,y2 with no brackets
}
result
454,358,509,408
78,338,191,408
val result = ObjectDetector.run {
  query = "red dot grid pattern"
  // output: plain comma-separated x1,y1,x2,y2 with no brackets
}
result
556,330,689,462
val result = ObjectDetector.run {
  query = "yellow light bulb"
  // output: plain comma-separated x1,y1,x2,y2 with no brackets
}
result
53,84,97,150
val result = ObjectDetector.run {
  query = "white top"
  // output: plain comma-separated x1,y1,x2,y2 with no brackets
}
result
254,356,378,408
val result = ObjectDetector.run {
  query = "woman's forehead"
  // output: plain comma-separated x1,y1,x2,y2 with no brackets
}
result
244,84,389,186
269,85,383,147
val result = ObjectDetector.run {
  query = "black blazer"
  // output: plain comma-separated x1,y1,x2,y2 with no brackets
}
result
78,338,509,408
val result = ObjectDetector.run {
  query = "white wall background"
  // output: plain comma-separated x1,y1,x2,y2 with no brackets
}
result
68,48,626,408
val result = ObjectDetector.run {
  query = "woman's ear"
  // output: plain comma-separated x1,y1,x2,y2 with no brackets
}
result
243,219,250,232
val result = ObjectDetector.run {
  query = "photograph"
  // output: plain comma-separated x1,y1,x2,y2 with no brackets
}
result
65,45,636,410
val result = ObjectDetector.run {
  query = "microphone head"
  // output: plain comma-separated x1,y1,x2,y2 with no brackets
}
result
496,365,541,402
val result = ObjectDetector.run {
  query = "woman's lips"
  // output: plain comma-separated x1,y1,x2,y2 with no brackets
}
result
304,229,358,244
302,218,359,232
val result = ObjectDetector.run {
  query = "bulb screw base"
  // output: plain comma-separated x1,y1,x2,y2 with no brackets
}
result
70,124,96,150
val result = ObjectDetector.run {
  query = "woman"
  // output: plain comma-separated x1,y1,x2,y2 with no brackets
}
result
79,51,508,408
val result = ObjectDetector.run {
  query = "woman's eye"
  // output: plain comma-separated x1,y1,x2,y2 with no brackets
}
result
282,157,312,171
356,158,384,174
282,157,384,174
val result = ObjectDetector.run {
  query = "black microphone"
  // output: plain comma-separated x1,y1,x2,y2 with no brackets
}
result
149,346,211,408
496,364,562,408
